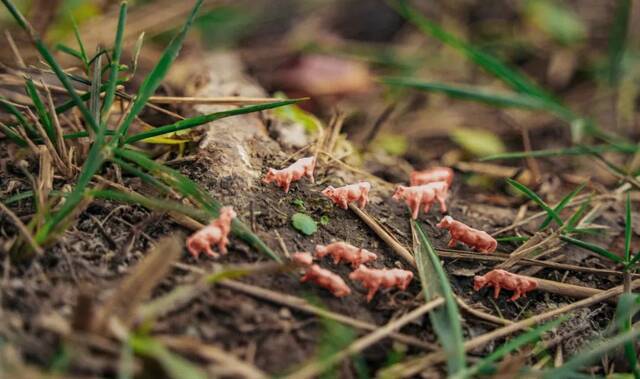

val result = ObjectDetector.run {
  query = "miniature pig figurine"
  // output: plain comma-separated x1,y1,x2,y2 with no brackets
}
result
292,252,314,266
410,167,454,187
321,181,371,209
436,216,497,253
186,207,237,258
474,269,538,301
301,264,351,297
349,265,413,302
263,156,315,193
315,242,377,268
392,182,448,219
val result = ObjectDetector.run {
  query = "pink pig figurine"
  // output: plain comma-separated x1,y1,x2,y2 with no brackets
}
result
392,182,448,219
263,156,315,193
474,269,538,301
300,264,351,297
321,181,371,209
186,207,236,258
291,252,314,266
410,167,454,187
349,265,413,302
436,216,497,253
315,242,377,268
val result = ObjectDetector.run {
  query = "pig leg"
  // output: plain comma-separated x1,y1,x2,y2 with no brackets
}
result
437,194,447,213
409,199,420,220
493,284,502,299
422,202,432,215
447,236,457,248
283,173,292,193
358,194,367,209
510,290,522,301
366,284,379,302
205,244,219,258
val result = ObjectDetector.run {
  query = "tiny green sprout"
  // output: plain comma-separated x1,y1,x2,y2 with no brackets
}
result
320,215,330,226
292,198,306,211
291,213,317,236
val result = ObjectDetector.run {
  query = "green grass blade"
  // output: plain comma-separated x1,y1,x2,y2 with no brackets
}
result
413,220,466,373
124,99,304,144
0,122,27,146
566,196,592,232
495,236,529,243
454,317,565,379
113,147,282,262
130,335,206,379
543,327,640,379
391,0,556,102
560,235,624,264
482,144,640,160
540,183,586,230
0,97,37,137
55,43,84,61
506,178,563,227
625,192,632,263
90,189,208,222
111,157,173,195
613,293,640,378
25,78,55,142
1,0,100,133
382,78,574,121
70,14,89,73
102,2,127,124
608,0,632,85
114,0,204,141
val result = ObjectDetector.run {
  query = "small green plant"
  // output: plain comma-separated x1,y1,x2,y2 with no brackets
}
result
292,213,318,236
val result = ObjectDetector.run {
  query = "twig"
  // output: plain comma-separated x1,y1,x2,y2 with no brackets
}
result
285,298,444,379
4,31,25,68
455,296,513,326
148,96,285,105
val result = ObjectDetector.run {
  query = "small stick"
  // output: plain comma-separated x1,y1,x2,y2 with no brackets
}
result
284,298,444,379
4,31,25,68
273,229,290,258
147,96,285,105
455,296,512,326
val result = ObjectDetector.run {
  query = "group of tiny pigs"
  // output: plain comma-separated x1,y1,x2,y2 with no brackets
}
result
186,157,539,302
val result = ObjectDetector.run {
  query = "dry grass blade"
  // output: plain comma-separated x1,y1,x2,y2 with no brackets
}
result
93,235,182,333
148,96,287,105
284,298,444,379
379,279,640,378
